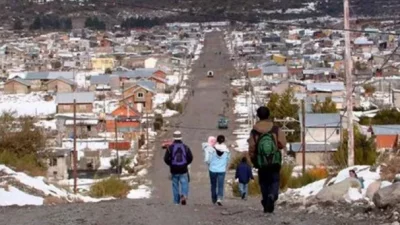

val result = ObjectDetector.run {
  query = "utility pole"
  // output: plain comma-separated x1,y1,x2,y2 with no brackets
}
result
324,124,327,153
114,117,119,174
301,99,306,174
146,111,150,157
73,99,77,194
344,0,354,166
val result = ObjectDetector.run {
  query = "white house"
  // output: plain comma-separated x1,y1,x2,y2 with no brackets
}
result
145,57,158,69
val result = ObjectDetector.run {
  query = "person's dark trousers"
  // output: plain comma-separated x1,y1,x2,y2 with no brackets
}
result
258,168,280,213
209,171,226,204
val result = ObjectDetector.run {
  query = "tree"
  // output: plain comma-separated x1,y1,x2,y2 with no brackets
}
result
267,88,300,142
105,68,112,74
333,126,377,167
359,108,400,125
13,19,23,30
312,97,338,113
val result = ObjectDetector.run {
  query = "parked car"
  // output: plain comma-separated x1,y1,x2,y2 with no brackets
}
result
162,139,173,149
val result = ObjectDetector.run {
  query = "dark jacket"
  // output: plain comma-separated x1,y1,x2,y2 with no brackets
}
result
164,140,193,174
235,162,254,184
247,120,287,172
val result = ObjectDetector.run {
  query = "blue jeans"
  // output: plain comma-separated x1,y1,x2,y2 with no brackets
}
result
209,171,226,203
258,169,280,209
171,173,189,204
238,183,248,198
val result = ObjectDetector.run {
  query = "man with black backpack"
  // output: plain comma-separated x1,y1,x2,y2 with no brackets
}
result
248,106,287,213
164,130,193,205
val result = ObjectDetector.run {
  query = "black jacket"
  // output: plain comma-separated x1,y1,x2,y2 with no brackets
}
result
164,140,193,174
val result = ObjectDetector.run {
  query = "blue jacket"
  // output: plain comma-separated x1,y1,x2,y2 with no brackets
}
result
207,143,230,173
235,162,254,184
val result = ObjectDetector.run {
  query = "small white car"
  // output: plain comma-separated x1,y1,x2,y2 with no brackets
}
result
207,71,214,77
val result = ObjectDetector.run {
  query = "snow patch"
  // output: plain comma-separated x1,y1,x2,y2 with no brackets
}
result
127,185,151,199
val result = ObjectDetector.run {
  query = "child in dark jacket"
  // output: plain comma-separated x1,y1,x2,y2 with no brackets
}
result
235,157,254,200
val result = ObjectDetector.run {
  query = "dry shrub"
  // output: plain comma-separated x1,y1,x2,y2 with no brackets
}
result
89,176,130,198
0,151,46,177
308,167,328,180
229,153,251,170
232,178,261,197
380,155,400,181
280,163,294,190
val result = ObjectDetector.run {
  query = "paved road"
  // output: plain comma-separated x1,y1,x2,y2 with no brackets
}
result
0,32,379,225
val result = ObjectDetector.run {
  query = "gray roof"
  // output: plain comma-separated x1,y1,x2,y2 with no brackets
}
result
135,80,156,93
371,125,400,135
25,72,74,80
290,142,339,152
303,68,333,75
306,82,345,92
9,77,31,86
48,77,75,86
261,65,288,75
114,68,158,79
90,75,111,85
56,92,95,104
301,113,341,128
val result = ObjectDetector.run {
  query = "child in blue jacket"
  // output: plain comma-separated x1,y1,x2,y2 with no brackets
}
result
235,156,254,200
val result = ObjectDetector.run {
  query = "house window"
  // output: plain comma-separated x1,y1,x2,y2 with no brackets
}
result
336,129,340,135
78,105,86,111
137,92,144,98
87,125,91,132
49,157,57,166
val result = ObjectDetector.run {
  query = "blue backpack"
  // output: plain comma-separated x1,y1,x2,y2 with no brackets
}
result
171,143,187,166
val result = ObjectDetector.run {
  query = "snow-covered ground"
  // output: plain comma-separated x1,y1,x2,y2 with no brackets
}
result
0,93,56,116
284,165,392,202
0,165,113,206
153,93,170,108
93,100,119,114
127,185,151,199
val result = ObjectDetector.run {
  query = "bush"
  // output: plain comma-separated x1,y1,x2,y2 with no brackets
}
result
0,151,46,176
165,101,184,114
229,153,251,170
89,176,130,198
232,179,261,197
279,163,294,190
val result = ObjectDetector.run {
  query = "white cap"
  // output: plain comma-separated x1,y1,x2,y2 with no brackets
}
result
173,130,182,140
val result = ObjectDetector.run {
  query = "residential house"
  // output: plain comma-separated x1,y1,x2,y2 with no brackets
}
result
24,71,74,91
121,80,156,113
46,77,75,93
106,104,141,141
247,68,262,77
64,118,99,138
306,82,345,98
291,113,342,165
303,68,336,81
290,142,339,166
368,125,400,151
89,75,120,92
148,75,168,91
55,92,95,113
261,64,288,79
4,78,31,94
354,36,375,53
91,57,115,71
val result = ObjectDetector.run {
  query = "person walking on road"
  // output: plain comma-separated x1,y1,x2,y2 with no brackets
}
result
248,106,287,213
206,135,230,206
164,131,193,205
235,156,254,200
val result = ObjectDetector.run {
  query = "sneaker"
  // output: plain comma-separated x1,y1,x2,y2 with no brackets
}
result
180,195,187,205
217,199,223,206
241,193,246,200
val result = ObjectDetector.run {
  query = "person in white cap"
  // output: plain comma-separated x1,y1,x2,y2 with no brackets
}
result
164,130,193,205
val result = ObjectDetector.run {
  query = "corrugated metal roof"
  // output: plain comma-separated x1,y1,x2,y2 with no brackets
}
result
90,75,111,85
371,125,400,135
301,113,341,128
306,82,345,92
25,71,74,80
261,65,288,74
49,76,75,86
136,80,156,93
9,77,31,86
56,92,95,104
290,142,339,152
